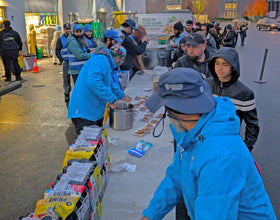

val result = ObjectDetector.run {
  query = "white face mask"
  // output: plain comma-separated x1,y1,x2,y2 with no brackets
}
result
169,117,188,133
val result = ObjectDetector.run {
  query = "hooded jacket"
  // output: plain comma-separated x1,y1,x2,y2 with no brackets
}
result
174,46,214,78
206,47,259,149
143,97,276,220
0,26,22,51
68,46,124,121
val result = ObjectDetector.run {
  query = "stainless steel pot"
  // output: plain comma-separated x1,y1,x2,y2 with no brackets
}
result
142,46,172,69
109,103,134,130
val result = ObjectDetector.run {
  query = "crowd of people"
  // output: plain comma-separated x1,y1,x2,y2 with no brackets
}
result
0,17,277,219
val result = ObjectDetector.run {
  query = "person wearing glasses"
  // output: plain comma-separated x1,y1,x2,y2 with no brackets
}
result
141,68,276,220
68,45,128,135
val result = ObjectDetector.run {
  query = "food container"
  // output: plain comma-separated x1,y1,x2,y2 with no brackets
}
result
142,45,172,69
109,103,134,130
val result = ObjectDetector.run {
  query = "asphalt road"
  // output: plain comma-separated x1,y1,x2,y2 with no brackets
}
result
0,24,279,219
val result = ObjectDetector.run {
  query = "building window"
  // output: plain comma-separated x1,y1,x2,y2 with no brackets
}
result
165,0,182,10
224,3,236,18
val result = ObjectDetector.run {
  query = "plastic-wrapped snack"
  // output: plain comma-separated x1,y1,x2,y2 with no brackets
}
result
127,140,153,158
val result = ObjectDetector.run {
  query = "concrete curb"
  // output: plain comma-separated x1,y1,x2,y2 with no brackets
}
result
0,81,22,96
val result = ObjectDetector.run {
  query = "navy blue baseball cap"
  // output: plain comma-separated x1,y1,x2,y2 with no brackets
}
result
145,68,215,114
104,29,123,43
122,19,137,30
63,23,71,29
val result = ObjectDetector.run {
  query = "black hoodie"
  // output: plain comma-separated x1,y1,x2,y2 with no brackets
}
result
206,47,259,151
0,26,22,51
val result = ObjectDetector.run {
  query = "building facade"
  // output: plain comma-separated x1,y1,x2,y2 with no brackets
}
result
267,0,280,17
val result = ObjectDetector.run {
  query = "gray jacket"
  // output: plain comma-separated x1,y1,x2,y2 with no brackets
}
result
174,46,214,78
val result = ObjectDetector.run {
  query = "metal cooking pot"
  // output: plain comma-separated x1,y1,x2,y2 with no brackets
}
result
109,102,134,130
142,46,172,69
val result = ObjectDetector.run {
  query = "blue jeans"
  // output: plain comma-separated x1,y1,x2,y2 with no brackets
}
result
241,36,245,45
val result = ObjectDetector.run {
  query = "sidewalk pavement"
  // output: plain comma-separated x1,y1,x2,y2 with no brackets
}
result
102,71,176,219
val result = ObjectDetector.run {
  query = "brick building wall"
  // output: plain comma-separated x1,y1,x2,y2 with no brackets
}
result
146,0,165,13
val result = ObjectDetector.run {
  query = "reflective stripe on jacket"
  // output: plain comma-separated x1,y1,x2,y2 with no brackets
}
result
68,46,88,70
60,35,70,61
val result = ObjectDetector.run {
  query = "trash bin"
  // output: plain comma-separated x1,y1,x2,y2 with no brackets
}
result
37,48,43,59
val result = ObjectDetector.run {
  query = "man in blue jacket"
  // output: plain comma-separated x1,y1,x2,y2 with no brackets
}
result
68,44,127,134
142,68,276,220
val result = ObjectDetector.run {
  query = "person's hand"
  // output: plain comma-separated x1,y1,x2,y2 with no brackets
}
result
140,217,149,220
110,100,119,109
122,95,132,102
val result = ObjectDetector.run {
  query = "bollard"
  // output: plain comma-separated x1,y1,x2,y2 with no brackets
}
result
255,48,268,84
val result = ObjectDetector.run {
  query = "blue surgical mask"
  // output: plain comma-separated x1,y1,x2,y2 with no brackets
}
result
169,117,188,133
169,124,187,147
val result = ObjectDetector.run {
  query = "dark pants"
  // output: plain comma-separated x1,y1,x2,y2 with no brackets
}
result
72,117,103,135
241,36,246,46
174,139,191,220
71,74,78,84
1,50,21,80
62,61,71,95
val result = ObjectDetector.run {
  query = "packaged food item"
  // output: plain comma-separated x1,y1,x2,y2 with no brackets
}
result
140,116,150,122
127,140,153,158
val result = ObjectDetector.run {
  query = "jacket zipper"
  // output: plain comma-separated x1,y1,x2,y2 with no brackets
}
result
178,144,184,160
218,81,223,96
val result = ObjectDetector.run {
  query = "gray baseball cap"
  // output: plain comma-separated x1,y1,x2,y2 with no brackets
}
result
145,68,215,114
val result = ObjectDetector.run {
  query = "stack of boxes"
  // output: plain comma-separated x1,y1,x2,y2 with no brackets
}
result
21,126,110,220
36,26,56,57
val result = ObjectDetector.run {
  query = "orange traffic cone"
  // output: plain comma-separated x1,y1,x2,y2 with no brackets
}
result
33,57,39,73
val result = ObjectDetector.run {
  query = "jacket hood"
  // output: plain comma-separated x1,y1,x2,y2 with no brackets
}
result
95,44,118,70
172,96,240,149
208,47,240,84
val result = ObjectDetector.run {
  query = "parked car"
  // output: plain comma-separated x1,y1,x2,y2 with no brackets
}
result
256,18,280,31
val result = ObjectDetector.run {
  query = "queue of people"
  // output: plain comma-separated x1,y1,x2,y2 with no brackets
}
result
1,17,276,219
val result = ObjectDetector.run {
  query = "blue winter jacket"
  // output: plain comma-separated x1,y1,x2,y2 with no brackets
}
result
68,47,124,122
143,97,276,220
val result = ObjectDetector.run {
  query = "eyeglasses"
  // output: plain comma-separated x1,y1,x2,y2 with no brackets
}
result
74,29,82,33
166,110,199,122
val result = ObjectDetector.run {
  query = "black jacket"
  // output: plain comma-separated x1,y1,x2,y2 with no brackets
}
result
0,27,22,51
222,29,235,48
120,30,147,70
206,47,259,150
174,46,214,78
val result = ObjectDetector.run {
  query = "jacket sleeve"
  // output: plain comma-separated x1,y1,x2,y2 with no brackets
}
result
68,39,91,61
15,32,23,51
143,152,182,220
194,156,245,219
110,77,124,100
243,107,259,150
55,39,63,63
235,90,259,150
122,37,147,55
85,60,118,104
